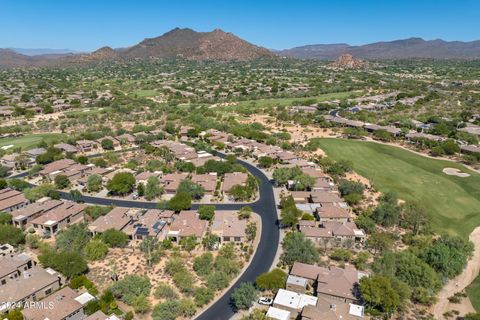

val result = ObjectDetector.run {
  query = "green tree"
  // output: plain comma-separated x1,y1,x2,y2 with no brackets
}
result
258,156,274,168
368,231,394,254
0,224,25,246
372,192,401,227
256,268,287,292
87,174,103,192
84,239,109,261
0,178,7,189
401,201,430,235
168,191,192,211
441,139,460,155
55,223,91,253
6,309,23,320
106,172,136,195
54,174,70,189
231,282,258,310
280,205,303,227
359,275,404,317
198,205,215,221
206,271,230,291
280,232,319,267
421,235,474,279
144,176,164,200
38,249,88,278
101,139,114,150
101,229,129,248
374,251,441,303
180,235,197,254
139,236,162,266
24,184,59,201
0,212,12,224
238,206,253,220
177,179,205,199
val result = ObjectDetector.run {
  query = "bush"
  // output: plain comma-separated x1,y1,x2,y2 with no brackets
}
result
173,271,195,293
178,298,196,318
0,224,25,246
195,286,214,306
152,301,180,320
87,174,103,192
109,275,151,305
193,252,214,277
154,282,178,300
0,212,12,224
256,268,287,292
165,256,186,276
38,249,87,278
133,294,151,314
231,282,258,310
54,174,70,189
206,271,230,291
330,248,353,262
84,239,109,260
101,229,129,248
198,205,215,221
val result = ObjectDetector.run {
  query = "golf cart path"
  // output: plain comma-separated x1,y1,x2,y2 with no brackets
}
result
432,226,480,318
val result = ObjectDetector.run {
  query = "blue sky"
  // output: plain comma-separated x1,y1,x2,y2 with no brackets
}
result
2,0,479,51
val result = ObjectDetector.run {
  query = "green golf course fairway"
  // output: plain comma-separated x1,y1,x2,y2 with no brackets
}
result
315,138,480,237
0,133,66,151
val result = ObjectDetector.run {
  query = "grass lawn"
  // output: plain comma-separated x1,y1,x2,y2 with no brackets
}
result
0,133,66,151
315,138,480,237
64,107,112,117
222,91,361,111
467,275,480,311
131,89,158,97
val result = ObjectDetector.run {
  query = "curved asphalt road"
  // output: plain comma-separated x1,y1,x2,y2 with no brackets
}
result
195,156,279,320
11,151,279,319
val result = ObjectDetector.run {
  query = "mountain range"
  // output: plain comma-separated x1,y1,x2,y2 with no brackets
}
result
277,38,480,59
0,28,274,68
2,30,480,69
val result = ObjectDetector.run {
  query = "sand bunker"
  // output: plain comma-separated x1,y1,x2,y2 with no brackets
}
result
443,167,470,177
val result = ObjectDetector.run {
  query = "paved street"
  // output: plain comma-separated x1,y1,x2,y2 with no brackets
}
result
51,153,280,320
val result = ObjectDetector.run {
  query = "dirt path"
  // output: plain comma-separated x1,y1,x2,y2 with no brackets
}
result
432,227,480,319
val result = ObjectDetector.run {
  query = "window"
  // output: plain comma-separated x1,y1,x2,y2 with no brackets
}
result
223,237,230,242
45,288,52,295
234,237,241,242
1,279,6,286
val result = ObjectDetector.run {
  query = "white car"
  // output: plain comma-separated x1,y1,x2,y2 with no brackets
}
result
258,297,273,305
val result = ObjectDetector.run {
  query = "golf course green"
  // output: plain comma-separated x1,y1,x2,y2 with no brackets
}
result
315,138,480,237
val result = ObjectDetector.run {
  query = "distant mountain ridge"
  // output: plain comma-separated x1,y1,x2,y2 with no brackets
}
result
278,37,480,59
0,28,275,68
10,48,82,56
3,34,480,69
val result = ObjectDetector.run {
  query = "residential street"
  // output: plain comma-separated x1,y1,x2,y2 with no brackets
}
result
48,153,280,320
